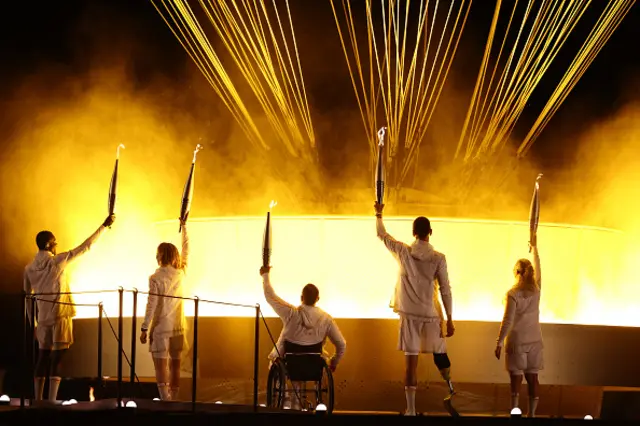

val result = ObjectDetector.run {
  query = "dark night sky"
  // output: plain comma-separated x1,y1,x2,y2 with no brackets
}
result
0,1,638,368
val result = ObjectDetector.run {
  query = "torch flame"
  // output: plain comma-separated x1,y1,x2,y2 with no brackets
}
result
535,173,543,189
377,126,387,147
269,200,277,210
193,143,203,163
89,387,95,402
116,144,125,159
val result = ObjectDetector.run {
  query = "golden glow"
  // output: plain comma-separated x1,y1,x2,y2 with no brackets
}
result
69,216,639,327
331,0,471,184
151,0,315,160
457,0,635,161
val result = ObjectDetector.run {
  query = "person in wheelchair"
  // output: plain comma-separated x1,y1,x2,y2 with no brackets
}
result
260,265,346,410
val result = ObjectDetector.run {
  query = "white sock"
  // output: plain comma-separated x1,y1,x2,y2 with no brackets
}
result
528,397,539,418
34,377,45,401
405,386,416,415
48,377,61,402
511,393,519,410
158,383,170,400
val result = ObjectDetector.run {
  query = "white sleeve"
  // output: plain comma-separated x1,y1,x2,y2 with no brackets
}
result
54,225,106,268
142,277,158,331
327,320,346,365
262,273,294,320
436,256,452,321
376,217,406,256
497,293,517,347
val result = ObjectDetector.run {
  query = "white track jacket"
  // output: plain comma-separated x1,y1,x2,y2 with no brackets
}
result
262,273,347,365
24,225,107,326
376,217,453,322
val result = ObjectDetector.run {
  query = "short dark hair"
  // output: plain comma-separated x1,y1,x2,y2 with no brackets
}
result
302,284,319,306
413,217,432,239
36,231,55,250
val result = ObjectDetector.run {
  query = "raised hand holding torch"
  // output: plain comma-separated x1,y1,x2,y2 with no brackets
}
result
179,144,203,233
375,126,387,206
263,200,277,268
528,173,543,251
107,144,125,226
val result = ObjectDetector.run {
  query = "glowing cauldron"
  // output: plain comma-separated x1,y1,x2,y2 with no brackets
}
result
68,216,638,326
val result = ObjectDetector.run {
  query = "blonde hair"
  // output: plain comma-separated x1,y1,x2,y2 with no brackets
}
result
513,258,538,292
157,242,182,269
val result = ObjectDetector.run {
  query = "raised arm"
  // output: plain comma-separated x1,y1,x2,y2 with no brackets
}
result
261,270,295,320
54,215,114,267
496,293,517,347
141,277,159,332
327,320,347,370
180,222,190,271
532,246,541,289
436,255,453,322
375,212,406,256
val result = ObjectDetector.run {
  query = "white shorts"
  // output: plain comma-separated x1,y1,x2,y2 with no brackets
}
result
150,333,184,359
398,315,447,355
36,317,73,350
505,342,544,375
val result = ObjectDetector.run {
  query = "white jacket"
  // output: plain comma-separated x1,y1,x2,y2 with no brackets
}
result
142,226,190,338
262,273,346,365
377,217,453,322
497,247,543,352
24,226,107,326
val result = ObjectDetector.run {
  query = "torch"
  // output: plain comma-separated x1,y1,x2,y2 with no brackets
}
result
108,144,125,222
179,144,203,233
375,126,387,205
263,200,277,268
528,173,543,252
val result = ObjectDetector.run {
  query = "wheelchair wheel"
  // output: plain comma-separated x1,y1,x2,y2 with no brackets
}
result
316,362,335,413
266,359,286,409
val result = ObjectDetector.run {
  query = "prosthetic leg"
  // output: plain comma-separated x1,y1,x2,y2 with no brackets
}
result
434,353,459,417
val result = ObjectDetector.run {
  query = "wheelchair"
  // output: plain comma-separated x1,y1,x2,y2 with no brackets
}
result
266,341,335,413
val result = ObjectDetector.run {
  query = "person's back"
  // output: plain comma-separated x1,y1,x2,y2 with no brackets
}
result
374,203,457,416
141,222,190,401
146,265,186,337
260,267,346,368
495,243,543,418
506,288,542,348
390,239,448,320
24,214,114,402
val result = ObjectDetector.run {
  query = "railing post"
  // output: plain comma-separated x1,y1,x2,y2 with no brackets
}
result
21,293,28,409
98,303,103,386
253,304,260,411
191,296,199,412
130,289,138,398
30,297,36,393
117,287,124,408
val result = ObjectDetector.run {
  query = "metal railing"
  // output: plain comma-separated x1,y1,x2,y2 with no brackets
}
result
21,288,270,412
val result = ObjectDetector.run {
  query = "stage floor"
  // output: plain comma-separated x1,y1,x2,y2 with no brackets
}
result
0,398,637,426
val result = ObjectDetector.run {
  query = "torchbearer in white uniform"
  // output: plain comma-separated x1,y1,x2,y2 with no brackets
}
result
260,266,347,410
24,214,116,402
374,202,457,417
495,175,544,418
140,219,190,401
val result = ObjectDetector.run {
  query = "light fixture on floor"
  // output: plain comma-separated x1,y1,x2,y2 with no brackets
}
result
584,415,593,420
510,407,522,418
126,401,137,408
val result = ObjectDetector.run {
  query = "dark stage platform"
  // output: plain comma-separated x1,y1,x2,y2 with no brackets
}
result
0,398,638,426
